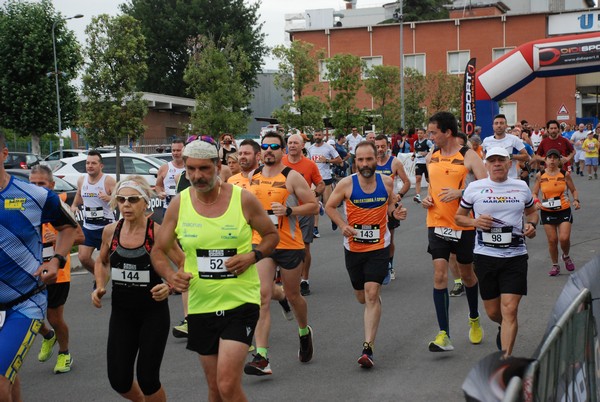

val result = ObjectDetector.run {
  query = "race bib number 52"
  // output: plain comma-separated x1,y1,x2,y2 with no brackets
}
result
197,249,237,279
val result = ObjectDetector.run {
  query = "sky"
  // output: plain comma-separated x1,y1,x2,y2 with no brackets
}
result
50,0,389,69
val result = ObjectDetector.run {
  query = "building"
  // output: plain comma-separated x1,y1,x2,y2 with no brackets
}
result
286,1,600,134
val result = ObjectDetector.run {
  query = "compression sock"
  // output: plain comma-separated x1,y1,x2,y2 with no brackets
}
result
433,288,450,336
465,283,480,319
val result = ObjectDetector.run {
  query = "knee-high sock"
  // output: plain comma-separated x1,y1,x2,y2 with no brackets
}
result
465,283,479,319
433,288,449,336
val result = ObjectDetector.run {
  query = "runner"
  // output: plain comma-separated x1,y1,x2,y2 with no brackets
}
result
283,134,323,296
155,138,185,209
456,147,539,356
422,111,487,352
374,134,410,281
326,141,407,368
481,114,529,179
244,132,319,375
70,151,116,279
30,165,84,374
92,176,182,401
0,133,78,401
532,149,581,276
582,130,599,179
534,120,575,172
151,139,278,400
412,128,434,204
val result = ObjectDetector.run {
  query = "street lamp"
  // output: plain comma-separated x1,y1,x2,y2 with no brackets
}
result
393,2,404,128
52,14,83,159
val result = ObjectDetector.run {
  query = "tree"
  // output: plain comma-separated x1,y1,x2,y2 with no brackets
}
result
364,65,401,134
121,0,266,97
0,0,82,155
79,14,148,151
382,0,450,23
325,54,366,133
403,67,427,130
426,71,462,116
272,40,327,132
184,35,252,136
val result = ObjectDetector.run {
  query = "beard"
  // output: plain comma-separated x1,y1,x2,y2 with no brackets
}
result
315,138,322,144
264,158,275,166
359,166,376,178
192,174,218,193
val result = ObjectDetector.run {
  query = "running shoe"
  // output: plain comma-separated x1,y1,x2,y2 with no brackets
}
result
595,172,598,179
313,227,320,238
279,298,294,321
563,255,575,272
413,194,421,203
496,326,502,351
357,342,374,369
298,325,314,363
589,175,593,180
300,281,311,296
248,345,255,352
389,268,396,281
318,201,324,216
382,270,391,285
332,221,338,231
172,319,188,338
54,353,72,374
548,264,560,276
580,171,584,177
468,316,484,344
244,354,272,376
449,281,465,297
428,330,454,352
38,332,57,362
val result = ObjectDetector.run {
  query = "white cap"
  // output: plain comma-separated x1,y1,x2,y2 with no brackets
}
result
183,140,218,159
485,147,510,159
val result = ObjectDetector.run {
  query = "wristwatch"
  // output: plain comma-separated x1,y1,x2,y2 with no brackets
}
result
286,206,293,217
252,249,264,263
51,254,67,269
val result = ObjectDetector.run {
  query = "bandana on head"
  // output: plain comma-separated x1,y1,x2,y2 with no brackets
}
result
116,180,150,204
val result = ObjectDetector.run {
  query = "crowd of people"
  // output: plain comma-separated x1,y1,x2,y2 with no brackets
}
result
0,110,595,401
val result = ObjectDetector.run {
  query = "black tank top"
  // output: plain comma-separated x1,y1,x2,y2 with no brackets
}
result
109,218,166,309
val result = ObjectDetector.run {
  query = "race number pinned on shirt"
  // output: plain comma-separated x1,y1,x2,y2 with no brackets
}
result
42,242,54,262
481,226,513,248
434,227,462,242
353,224,380,244
267,210,279,228
197,249,237,279
0,311,5,329
84,206,104,223
542,197,561,210
112,267,151,285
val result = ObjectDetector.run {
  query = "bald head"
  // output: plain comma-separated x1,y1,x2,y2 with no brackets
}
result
288,134,303,144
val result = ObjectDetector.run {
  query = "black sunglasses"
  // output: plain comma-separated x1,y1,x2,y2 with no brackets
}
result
116,195,145,204
261,143,282,150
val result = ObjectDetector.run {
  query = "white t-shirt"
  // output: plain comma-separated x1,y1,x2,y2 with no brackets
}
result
482,135,525,178
460,177,534,258
307,143,340,180
346,133,365,155
530,132,542,151
570,131,588,151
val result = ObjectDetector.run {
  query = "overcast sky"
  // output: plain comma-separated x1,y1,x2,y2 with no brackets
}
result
50,0,389,69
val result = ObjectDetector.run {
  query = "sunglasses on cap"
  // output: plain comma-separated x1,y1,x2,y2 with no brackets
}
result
261,143,282,150
186,135,218,147
116,195,145,204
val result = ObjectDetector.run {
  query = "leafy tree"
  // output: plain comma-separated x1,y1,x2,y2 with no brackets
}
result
325,54,366,133
364,65,401,134
121,0,266,97
79,14,148,154
0,0,82,155
427,71,462,116
383,0,450,23
403,67,427,130
272,40,327,132
184,35,252,136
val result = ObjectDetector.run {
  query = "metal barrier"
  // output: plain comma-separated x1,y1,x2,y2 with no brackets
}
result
509,288,597,402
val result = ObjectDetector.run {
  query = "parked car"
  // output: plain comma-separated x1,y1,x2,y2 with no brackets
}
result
147,153,173,163
52,153,167,188
7,169,77,206
4,152,41,169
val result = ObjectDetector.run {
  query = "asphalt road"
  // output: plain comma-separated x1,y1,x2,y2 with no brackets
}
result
20,173,600,401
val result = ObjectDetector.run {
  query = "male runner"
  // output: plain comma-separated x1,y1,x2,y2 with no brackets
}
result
422,112,487,352
481,114,529,179
326,141,407,368
244,132,319,375
412,128,433,204
155,138,185,208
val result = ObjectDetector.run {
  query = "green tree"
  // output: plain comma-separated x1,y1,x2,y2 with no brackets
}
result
184,35,252,136
403,67,427,130
427,71,462,116
121,0,266,97
0,0,82,155
383,0,450,23
364,65,401,134
79,14,148,154
325,54,366,133
272,40,326,132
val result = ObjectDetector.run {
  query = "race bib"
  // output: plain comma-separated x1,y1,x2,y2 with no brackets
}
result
197,249,237,279
481,226,513,248
353,224,380,244
434,227,462,242
84,206,104,223
0,311,5,329
42,242,54,261
111,267,150,285
542,197,561,210
267,210,279,228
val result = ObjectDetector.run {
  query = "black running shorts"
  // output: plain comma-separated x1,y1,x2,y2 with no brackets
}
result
540,208,573,226
473,253,528,300
427,228,475,264
344,246,389,290
46,282,70,309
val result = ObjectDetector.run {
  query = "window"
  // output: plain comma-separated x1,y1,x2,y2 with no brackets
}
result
492,47,515,61
319,60,329,82
101,157,117,174
361,56,383,79
499,102,517,126
403,54,426,75
124,157,156,175
447,51,470,74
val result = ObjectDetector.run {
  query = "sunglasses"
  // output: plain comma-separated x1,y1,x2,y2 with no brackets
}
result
261,143,282,150
116,195,145,204
186,135,218,147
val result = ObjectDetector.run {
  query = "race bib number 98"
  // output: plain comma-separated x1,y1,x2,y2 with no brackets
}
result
481,226,513,248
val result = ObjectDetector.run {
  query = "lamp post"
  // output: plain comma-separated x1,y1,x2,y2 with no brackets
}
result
393,2,405,128
52,14,83,159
